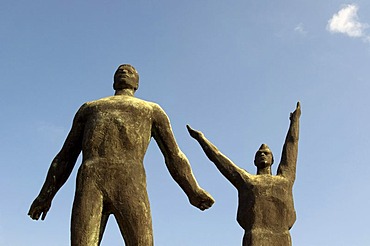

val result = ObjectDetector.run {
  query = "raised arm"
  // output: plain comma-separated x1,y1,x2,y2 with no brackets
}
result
187,125,248,189
151,105,214,211
277,102,301,182
28,104,86,220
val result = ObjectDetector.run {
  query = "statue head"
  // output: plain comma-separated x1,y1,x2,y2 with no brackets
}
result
113,64,139,91
254,144,274,168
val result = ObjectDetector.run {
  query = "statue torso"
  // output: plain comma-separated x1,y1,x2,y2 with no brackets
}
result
81,95,154,163
237,174,296,233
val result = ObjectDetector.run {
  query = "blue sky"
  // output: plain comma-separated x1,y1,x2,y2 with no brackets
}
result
1,1,370,245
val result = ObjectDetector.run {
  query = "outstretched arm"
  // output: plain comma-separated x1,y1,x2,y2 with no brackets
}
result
28,105,86,220
277,102,301,182
152,105,214,211
187,125,247,189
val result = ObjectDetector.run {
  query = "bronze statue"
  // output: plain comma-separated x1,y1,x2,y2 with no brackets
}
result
187,102,301,246
28,64,214,246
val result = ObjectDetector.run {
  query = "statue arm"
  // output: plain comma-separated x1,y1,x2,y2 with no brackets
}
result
187,125,247,189
277,102,301,182
28,104,86,220
152,105,214,211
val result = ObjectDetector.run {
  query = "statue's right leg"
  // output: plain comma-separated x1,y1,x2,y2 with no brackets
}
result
242,231,251,246
242,230,292,246
71,173,104,246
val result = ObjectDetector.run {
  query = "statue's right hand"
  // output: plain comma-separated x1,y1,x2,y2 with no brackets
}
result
186,125,204,140
28,196,51,221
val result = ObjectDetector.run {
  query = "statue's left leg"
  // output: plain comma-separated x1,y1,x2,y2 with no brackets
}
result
113,193,153,246
242,230,292,246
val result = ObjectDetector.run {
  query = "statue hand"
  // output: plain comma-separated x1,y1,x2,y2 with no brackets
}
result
290,101,301,121
189,188,215,211
186,125,204,140
28,196,52,220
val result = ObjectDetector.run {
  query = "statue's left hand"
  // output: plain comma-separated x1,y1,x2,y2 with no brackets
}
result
290,101,301,120
28,196,52,220
189,188,215,211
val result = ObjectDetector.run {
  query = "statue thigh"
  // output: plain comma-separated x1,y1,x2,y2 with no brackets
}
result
71,164,154,246
70,178,104,246
242,230,292,246
113,193,153,246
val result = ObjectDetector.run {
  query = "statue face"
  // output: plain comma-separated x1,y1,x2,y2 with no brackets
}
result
113,65,139,91
254,146,273,168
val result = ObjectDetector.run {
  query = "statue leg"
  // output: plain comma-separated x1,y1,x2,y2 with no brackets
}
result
71,176,104,246
242,230,292,246
242,231,252,246
98,213,109,245
113,195,153,246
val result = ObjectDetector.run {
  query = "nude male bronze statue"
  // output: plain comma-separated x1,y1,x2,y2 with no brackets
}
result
28,64,214,246
187,102,301,246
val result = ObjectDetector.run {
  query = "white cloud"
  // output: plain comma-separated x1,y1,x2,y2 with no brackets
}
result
327,4,369,38
294,23,308,36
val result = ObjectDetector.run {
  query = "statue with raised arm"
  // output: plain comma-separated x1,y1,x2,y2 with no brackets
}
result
187,102,301,246
28,64,214,246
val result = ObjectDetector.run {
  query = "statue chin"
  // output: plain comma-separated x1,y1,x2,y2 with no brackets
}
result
255,161,270,168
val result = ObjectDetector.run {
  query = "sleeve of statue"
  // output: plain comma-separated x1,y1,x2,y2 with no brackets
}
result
277,102,301,182
28,103,86,220
186,125,248,189
151,104,214,210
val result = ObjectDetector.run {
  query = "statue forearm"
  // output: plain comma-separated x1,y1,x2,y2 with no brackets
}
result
30,107,84,220
283,102,301,152
38,152,77,201
188,126,246,188
197,136,234,175
152,112,214,209
164,151,214,210
278,102,301,180
165,151,201,195
37,109,84,200
286,118,299,143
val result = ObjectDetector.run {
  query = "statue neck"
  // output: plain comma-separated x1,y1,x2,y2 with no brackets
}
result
114,89,135,96
256,167,272,175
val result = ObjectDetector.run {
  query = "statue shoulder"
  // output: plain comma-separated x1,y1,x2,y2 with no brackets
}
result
74,97,111,117
149,102,168,117
143,102,170,126
82,96,111,107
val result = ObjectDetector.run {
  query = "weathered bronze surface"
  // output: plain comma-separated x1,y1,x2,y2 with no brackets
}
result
187,102,301,246
28,64,214,246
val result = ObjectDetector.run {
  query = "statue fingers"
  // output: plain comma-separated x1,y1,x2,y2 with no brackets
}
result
186,124,203,139
294,102,301,117
28,209,41,220
199,202,211,211
28,204,38,219
186,125,197,138
199,198,214,210
186,125,195,134
41,210,48,220
198,203,207,211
